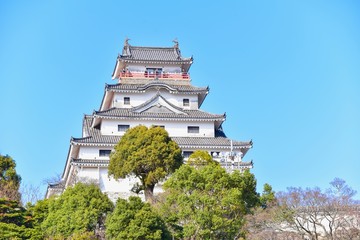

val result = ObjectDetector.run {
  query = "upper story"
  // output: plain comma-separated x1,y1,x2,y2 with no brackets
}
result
100,40,209,112
111,39,193,85
86,40,227,139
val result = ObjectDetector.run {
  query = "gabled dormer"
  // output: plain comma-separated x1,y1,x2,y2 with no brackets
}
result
131,93,187,115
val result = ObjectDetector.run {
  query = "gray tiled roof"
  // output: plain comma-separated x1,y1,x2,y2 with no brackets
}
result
94,107,225,120
171,137,251,147
106,81,209,94
71,158,109,166
120,46,192,63
72,134,251,148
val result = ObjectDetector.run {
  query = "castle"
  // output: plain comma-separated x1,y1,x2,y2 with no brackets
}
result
46,40,253,200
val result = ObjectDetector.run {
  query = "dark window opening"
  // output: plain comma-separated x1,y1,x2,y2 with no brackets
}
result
99,150,111,157
145,68,162,77
188,126,200,134
124,97,130,105
118,125,130,132
183,151,194,158
183,99,190,107
153,125,165,129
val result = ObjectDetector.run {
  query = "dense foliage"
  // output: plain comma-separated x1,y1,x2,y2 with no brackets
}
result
0,155,22,202
0,198,33,239
41,183,113,239
4,143,358,239
106,196,170,240
187,150,216,166
158,164,259,239
109,125,183,201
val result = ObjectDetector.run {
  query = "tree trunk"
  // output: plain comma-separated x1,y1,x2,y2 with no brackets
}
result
144,184,155,203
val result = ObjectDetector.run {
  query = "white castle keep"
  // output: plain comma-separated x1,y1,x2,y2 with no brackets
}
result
46,40,253,200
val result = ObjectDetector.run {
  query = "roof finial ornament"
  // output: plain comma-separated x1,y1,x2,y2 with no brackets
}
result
173,38,179,48
123,37,131,57
124,37,130,47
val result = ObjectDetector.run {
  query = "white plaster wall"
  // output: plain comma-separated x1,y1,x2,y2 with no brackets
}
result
99,167,163,202
112,90,198,109
99,167,133,192
77,167,98,181
78,146,113,159
100,119,214,137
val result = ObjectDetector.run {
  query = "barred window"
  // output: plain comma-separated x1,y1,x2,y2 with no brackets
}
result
187,126,199,133
118,124,130,132
99,150,111,157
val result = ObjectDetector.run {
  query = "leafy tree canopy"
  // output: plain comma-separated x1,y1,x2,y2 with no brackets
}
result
106,196,170,240
159,164,260,239
109,125,183,201
259,183,276,208
0,155,21,202
187,150,218,167
41,183,113,239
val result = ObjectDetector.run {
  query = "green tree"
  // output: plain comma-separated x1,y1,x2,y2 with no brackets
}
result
187,150,217,167
25,198,52,239
158,164,260,239
259,183,276,208
0,198,33,239
109,125,183,202
0,155,21,202
41,183,113,239
106,196,170,240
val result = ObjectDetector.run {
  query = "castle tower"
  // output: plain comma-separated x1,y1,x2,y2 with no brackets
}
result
46,40,253,200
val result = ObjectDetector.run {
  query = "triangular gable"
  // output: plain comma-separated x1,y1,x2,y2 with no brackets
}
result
132,94,187,115
142,105,174,114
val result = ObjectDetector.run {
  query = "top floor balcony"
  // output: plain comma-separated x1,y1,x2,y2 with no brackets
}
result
119,71,190,80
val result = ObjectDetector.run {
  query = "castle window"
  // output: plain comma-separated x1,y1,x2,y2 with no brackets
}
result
99,150,111,157
118,124,130,132
187,126,199,134
183,151,193,158
146,68,162,77
153,125,165,129
183,99,189,107
124,97,130,105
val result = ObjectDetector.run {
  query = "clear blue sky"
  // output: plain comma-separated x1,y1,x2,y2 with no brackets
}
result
1,1,359,198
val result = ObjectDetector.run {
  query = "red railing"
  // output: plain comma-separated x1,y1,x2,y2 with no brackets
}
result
119,71,190,80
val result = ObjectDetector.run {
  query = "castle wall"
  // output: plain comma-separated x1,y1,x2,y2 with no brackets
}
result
100,119,215,137
112,90,198,109
78,146,113,159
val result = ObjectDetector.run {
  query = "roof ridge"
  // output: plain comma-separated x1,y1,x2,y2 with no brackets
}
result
129,46,177,50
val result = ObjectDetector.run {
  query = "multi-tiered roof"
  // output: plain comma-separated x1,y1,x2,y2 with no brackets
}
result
46,40,253,199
